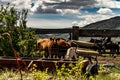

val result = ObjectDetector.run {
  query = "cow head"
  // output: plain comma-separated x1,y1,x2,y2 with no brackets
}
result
50,36,60,47
57,39,71,48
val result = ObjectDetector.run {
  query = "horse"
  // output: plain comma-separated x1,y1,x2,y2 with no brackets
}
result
90,38,119,56
88,38,103,53
90,38,103,43
103,42,119,56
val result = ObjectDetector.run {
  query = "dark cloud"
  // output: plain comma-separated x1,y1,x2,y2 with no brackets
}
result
35,0,97,14
0,0,98,14
38,8,58,14
44,0,97,9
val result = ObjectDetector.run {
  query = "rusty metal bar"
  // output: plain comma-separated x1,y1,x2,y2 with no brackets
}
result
0,57,76,70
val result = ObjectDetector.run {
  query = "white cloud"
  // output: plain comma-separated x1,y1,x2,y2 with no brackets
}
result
56,9,80,15
95,0,120,8
30,1,43,12
76,14,116,27
2,0,120,14
10,0,91,14
1,0,120,28
11,0,31,10
97,7,113,15
27,19,73,28
72,21,79,26
27,12,120,28
43,0,61,3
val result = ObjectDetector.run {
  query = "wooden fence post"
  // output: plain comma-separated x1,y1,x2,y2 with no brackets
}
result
72,26,79,40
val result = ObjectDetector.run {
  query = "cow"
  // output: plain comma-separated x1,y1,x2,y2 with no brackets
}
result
56,38,71,58
37,38,52,57
37,36,71,58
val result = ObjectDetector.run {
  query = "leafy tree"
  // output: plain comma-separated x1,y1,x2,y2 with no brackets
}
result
0,3,37,57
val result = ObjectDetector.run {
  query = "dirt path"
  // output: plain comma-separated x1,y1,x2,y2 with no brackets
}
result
97,56,120,66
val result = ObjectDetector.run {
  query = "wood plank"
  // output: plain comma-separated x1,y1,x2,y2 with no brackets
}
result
35,28,72,34
79,29,120,37
34,28,120,37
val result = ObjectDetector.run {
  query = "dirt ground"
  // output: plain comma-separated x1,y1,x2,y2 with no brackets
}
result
97,56,120,66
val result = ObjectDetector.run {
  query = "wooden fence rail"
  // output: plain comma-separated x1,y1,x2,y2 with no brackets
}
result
34,26,120,40
79,29,120,37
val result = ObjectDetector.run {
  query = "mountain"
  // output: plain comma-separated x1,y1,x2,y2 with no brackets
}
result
82,16,120,29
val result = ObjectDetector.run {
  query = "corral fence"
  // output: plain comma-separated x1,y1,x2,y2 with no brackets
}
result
34,26,120,41
34,26,120,55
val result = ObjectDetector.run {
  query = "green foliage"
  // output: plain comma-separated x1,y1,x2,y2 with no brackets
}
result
0,3,18,27
54,58,88,80
0,69,33,80
31,64,49,80
14,27,37,57
0,61,120,80
0,4,38,57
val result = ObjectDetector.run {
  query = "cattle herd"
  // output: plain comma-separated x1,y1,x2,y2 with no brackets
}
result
37,36,120,59
37,36,71,58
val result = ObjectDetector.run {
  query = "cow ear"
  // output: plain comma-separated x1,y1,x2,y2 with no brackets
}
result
38,42,41,46
50,38,53,40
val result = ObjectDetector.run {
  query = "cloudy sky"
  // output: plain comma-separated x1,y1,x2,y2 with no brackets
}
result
1,0,120,28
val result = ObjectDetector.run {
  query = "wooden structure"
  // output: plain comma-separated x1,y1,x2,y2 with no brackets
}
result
35,26,120,55
0,56,76,71
35,26,120,40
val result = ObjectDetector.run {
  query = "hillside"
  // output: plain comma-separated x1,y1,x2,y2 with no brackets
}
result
82,16,120,29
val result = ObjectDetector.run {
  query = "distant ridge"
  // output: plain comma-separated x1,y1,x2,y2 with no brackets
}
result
82,16,120,29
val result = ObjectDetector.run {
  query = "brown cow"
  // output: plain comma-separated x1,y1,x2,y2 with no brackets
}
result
56,38,71,58
37,38,52,57
49,36,71,58
37,36,71,58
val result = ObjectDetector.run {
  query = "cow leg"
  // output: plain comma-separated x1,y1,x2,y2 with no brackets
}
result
44,47,49,58
48,47,52,58
116,45,119,55
110,49,114,57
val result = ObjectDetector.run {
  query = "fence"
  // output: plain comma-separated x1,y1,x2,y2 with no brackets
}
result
34,26,120,40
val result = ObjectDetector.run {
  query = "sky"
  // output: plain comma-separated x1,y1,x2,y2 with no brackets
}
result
0,0,120,28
